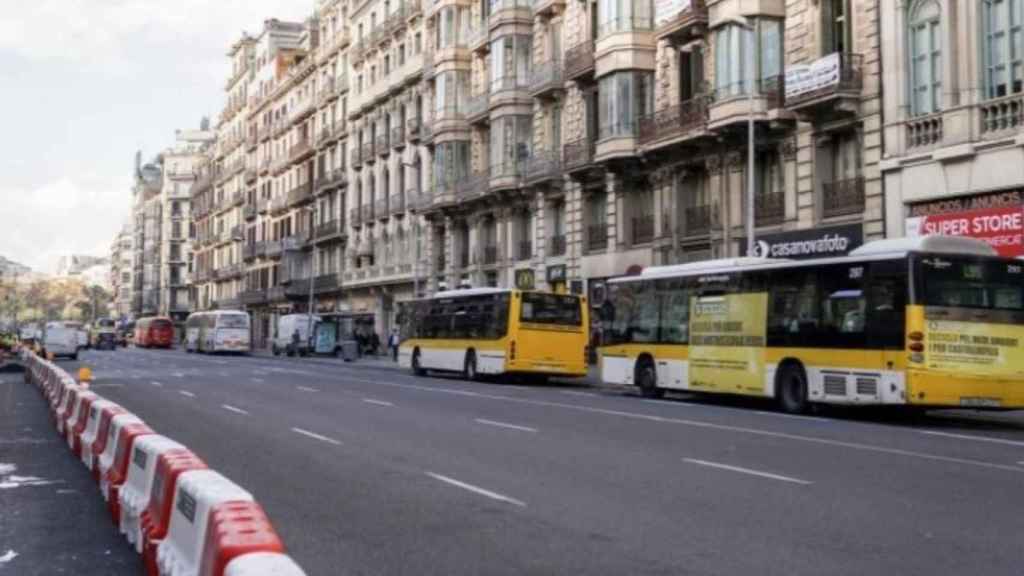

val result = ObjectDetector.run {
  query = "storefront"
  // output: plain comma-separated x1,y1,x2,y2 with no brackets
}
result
905,190,1023,258
740,223,865,259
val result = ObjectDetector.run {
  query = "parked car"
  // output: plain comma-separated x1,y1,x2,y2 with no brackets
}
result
42,321,80,360
272,314,319,357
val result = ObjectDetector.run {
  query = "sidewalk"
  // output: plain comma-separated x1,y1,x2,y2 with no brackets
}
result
0,368,140,575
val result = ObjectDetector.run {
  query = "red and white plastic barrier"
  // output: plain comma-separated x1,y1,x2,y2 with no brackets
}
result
16,348,308,575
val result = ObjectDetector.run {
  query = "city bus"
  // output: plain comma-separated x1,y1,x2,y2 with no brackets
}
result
599,236,1024,413
134,316,175,349
184,310,251,354
399,288,589,381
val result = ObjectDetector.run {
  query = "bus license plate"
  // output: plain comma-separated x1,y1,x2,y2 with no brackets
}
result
960,397,1002,408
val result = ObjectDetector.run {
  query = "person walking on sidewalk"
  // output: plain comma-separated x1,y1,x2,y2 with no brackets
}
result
388,329,400,362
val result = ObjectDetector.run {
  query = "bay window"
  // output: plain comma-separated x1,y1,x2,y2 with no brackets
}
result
713,19,783,99
433,141,471,194
489,115,533,175
490,35,532,91
983,0,1024,99
598,71,654,138
598,0,653,36
435,70,470,117
435,6,469,49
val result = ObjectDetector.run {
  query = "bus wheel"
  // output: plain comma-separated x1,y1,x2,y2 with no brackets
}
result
464,352,479,382
636,359,663,399
412,350,426,377
777,364,809,414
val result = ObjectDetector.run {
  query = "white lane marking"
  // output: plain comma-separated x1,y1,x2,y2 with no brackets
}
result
475,419,537,433
151,381,163,387
0,550,18,564
291,427,343,446
252,378,265,383
642,399,692,406
296,386,319,393
363,398,394,407
339,378,1024,474
684,458,813,485
173,372,185,378
753,411,831,423
178,390,196,398
919,430,1024,448
426,472,526,507
561,390,597,397
221,404,249,416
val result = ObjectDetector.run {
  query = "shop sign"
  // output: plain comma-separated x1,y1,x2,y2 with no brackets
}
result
743,223,864,259
654,0,692,26
906,205,1024,258
908,190,1021,217
546,265,567,283
515,269,535,290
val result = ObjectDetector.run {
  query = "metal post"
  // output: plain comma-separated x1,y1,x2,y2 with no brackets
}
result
306,207,316,352
745,23,757,257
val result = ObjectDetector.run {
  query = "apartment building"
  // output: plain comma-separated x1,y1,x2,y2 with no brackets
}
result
109,223,134,319
880,0,1024,258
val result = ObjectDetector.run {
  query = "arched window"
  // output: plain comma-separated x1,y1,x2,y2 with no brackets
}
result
908,0,942,116
983,0,1024,99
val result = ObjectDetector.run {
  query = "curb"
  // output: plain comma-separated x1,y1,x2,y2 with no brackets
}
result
17,348,309,576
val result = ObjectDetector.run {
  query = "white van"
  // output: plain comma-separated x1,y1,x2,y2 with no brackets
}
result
272,314,319,356
43,321,81,360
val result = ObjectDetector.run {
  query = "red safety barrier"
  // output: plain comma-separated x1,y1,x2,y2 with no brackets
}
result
89,405,129,481
63,390,97,441
141,449,208,576
103,422,155,527
198,501,285,576
69,394,101,457
55,386,84,435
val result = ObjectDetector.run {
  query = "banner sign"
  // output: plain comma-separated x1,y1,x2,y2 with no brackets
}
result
689,293,768,396
923,317,1024,379
785,53,841,100
906,205,1024,258
742,224,864,260
654,0,692,26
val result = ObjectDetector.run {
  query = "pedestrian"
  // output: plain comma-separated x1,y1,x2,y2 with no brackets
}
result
291,328,301,356
370,331,381,357
388,328,400,362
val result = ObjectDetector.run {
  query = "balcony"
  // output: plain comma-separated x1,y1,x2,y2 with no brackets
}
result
350,207,362,227
361,203,374,222
407,117,423,142
317,83,335,108
563,138,595,174
638,96,710,148
980,93,1024,138
315,220,343,242
456,170,491,201
533,0,564,17
265,239,284,259
289,138,314,163
458,251,470,270
709,76,786,129
351,147,363,170
240,289,267,306
243,244,256,262
524,151,562,186
529,62,564,99
822,177,865,219
315,124,335,146
632,216,655,245
375,198,389,220
435,254,447,273
391,126,406,150
586,224,608,252
244,165,258,184
906,113,943,150
231,224,244,241
390,194,405,215
376,133,390,157
232,191,245,207
267,286,287,302
549,234,567,256
654,0,708,43
755,192,786,226
270,195,289,216
517,240,532,261
681,204,716,237
785,53,863,119
466,92,490,125
362,142,376,164
565,40,595,82
245,132,258,151
287,181,314,207
468,25,489,53
282,234,309,252
254,241,267,258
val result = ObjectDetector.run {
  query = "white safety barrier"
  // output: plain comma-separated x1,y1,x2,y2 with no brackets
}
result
80,399,121,469
98,413,145,500
156,470,253,576
55,385,84,435
224,553,308,576
120,435,185,552
65,390,99,448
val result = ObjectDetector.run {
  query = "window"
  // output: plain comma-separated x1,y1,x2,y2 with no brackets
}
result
830,131,861,182
489,115,533,174
714,19,783,99
657,279,689,344
436,6,469,49
433,141,471,193
598,0,654,36
435,70,470,116
520,292,582,326
490,35,532,90
821,0,850,54
983,0,1024,98
598,71,654,138
908,0,942,115
767,270,820,347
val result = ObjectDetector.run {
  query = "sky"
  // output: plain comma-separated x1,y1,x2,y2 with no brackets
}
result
0,0,314,274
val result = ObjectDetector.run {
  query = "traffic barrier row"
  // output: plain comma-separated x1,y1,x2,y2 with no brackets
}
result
18,350,307,576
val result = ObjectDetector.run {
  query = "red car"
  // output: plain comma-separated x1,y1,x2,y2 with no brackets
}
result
134,317,175,349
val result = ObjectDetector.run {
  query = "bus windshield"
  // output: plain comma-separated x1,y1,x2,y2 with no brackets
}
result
96,318,116,328
519,293,582,326
217,314,250,329
916,256,1024,311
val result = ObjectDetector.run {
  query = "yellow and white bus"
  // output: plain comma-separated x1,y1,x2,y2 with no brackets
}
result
600,236,1024,413
184,310,251,354
399,288,589,380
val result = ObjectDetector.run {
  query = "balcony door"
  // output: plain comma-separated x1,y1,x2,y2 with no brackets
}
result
678,45,704,103
821,0,850,55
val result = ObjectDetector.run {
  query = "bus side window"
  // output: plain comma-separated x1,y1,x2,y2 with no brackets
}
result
819,264,866,348
867,262,907,350
657,279,689,345
767,270,820,347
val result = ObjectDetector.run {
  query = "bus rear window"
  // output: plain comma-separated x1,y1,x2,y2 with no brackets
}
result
217,315,250,329
152,320,174,331
520,293,582,326
916,257,1024,311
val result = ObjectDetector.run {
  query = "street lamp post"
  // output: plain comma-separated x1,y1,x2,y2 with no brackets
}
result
726,16,758,256
305,205,316,352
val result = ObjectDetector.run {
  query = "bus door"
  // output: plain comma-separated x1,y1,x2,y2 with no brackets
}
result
865,260,908,403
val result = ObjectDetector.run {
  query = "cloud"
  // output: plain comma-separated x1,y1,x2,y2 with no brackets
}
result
0,1,314,274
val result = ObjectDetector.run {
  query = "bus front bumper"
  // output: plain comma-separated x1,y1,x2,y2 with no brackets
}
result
907,370,1024,409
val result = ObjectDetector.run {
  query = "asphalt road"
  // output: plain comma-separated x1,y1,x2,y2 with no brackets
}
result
36,347,1024,575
